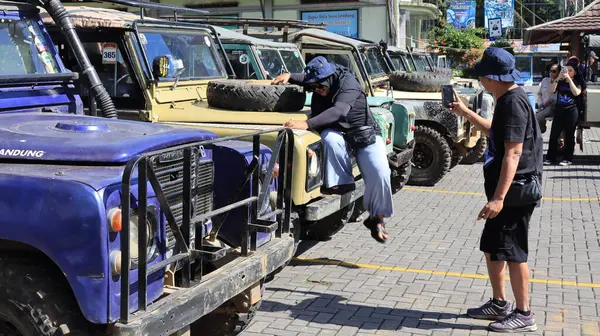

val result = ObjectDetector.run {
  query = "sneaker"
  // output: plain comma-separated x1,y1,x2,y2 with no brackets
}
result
543,160,553,166
488,310,538,332
467,299,512,320
559,160,572,166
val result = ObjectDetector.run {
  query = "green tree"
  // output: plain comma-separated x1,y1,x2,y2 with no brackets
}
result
427,22,486,68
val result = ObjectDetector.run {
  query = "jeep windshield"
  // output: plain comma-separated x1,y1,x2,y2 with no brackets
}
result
361,47,387,80
256,48,287,78
280,49,305,73
0,18,60,76
413,54,431,72
388,52,412,72
135,28,227,81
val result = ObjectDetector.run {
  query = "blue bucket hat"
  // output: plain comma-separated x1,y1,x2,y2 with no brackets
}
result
304,56,336,84
473,47,520,82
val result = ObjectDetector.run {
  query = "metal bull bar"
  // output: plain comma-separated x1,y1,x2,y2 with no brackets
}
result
119,127,294,323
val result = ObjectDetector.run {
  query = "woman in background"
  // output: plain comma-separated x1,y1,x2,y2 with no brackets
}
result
544,61,583,166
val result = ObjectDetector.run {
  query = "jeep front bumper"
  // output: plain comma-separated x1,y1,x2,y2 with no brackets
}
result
388,141,414,169
112,235,295,336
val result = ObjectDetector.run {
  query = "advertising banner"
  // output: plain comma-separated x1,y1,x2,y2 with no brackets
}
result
484,0,515,28
301,10,359,38
446,0,476,29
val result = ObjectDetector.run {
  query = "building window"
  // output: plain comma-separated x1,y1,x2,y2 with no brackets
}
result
301,9,359,38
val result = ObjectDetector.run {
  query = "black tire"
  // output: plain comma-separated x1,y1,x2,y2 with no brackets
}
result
450,142,467,169
461,136,488,164
349,197,366,222
300,202,355,241
0,256,101,336
191,284,264,336
407,126,452,186
391,161,412,194
431,67,453,76
388,71,451,92
207,80,306,112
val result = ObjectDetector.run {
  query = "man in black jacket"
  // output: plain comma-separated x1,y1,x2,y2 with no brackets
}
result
272,56,393,243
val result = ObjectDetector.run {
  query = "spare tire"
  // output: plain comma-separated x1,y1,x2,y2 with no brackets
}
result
431,67,453,76
207,80,306,112
389,71,451,92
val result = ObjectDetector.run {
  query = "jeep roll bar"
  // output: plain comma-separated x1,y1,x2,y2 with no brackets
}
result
168,16,325,42
88,0,239,79
120,127,294,323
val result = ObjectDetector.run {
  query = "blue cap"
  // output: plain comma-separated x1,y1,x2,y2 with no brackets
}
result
304,56,336,84
473,47,520,82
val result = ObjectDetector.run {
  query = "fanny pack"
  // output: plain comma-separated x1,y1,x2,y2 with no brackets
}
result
345,125,376,149
340,92,377,150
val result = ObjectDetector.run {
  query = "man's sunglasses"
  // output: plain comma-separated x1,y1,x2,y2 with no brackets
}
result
550,69,558,74
308,82,325,90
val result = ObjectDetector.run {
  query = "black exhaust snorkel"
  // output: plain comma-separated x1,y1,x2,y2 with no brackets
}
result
36,0,118,118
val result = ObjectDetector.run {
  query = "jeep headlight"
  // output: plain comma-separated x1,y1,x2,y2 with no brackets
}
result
305,142,323,192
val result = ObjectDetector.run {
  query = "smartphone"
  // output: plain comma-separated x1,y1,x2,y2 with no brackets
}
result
442,84,454,108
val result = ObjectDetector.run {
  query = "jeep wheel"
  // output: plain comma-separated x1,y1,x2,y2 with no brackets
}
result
450,143,467,169
349,197,366,222
388,71,451,93
391,161,412,193
407,126,452,186
461,136,488,164
301,202,355,241
207,80,306,112
0,257,101,336
191,283,264,336
431,67,453,76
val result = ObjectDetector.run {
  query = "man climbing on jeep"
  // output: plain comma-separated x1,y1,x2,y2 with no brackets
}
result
272,56,393,243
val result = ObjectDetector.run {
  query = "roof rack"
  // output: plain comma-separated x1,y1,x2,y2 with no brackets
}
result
90,0,209,19
160,16,325,41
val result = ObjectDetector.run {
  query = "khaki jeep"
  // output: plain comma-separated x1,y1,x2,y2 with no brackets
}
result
44,6,402,241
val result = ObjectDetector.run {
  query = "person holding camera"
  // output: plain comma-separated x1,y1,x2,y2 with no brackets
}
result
272,56,393,243
535,63,559,133
544,60,583,166
448,47,543,333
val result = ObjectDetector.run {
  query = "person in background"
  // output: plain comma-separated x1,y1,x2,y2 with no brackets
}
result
448,47,543,333
536,63,559,133
272,57,394,243
544,60,583,166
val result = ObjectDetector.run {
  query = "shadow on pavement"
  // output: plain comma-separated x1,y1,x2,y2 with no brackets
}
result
289,257,360,269
261,288,489,332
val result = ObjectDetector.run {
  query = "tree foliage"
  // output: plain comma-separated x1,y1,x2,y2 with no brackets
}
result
427,22,486,68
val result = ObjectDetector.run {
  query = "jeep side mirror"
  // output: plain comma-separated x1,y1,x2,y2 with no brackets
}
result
152,55,184,79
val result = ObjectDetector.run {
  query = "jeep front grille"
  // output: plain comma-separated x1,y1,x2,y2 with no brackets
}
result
150,149,214,249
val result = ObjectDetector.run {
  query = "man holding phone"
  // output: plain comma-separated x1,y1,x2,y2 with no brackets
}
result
447,47,543,333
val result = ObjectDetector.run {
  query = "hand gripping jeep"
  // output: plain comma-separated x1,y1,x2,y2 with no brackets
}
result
43,0,412,241
0,0,295,335
176,21,414,194
280,28,493,186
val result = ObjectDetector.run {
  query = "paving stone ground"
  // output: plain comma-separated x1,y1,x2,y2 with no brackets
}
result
242,126,600,336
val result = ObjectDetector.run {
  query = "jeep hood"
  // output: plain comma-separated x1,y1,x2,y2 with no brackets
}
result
0,113,217,163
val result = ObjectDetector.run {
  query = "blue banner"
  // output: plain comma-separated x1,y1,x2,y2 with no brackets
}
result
446,0,476,29
484,0,514,28
301,10,359,38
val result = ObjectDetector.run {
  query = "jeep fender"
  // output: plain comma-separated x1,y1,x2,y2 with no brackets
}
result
0,174,109,324
211,140,276,248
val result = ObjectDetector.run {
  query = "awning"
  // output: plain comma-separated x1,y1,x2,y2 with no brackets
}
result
523,0,600,45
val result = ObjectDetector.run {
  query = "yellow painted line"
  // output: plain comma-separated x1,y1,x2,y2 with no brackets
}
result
402,187,600,202
293,257,600,288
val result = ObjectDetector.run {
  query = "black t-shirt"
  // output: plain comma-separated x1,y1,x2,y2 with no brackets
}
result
483,87,544,200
